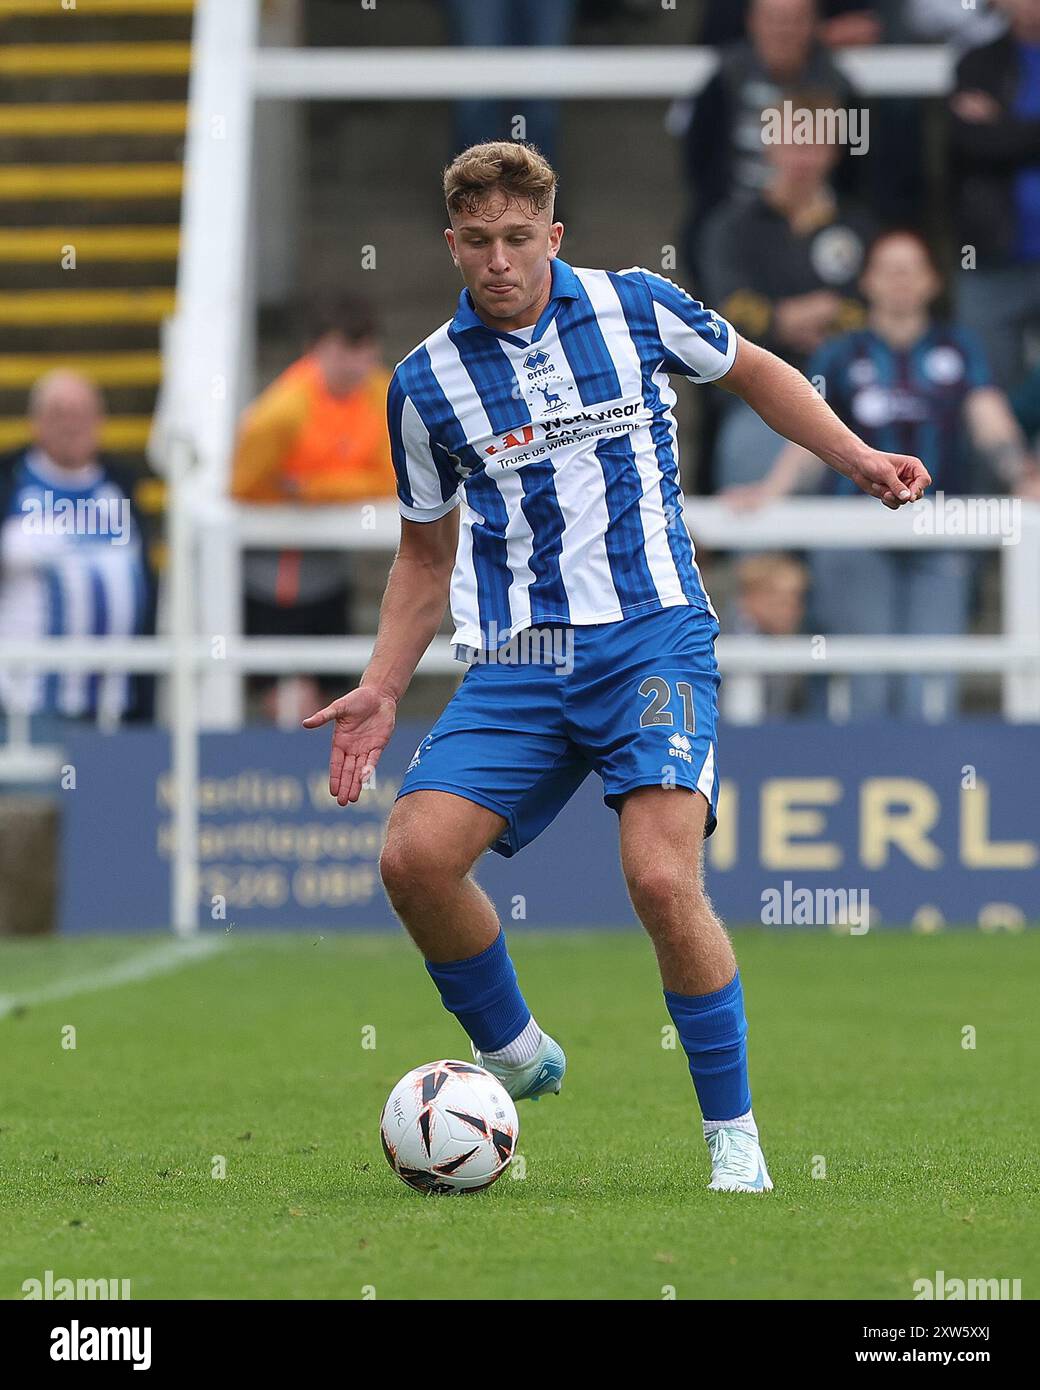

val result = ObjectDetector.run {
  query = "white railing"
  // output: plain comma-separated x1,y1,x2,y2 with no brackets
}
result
251,45,953,101
3,444,1039,933
193,494,1040,722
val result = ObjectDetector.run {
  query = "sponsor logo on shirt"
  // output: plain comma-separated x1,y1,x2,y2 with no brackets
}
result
479,394,652,473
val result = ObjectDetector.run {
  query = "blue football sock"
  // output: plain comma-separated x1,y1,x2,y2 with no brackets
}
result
664,971,752,1122
425,930,531,1053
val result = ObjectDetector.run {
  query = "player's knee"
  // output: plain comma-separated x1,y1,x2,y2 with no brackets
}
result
379,835,435,908
379,825,467,910
625,857,703,929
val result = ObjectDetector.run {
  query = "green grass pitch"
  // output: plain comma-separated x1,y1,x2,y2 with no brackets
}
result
1,928,1037,1301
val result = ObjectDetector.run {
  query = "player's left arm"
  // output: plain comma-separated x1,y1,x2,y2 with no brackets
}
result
717,336,932,509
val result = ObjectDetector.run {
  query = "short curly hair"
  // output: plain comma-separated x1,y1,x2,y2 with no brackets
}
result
443,141,558,219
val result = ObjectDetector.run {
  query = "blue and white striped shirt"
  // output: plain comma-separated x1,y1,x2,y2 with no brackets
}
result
388,259,737,652
0,450,148,717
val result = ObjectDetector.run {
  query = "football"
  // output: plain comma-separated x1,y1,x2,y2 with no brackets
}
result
379,1060,519,1195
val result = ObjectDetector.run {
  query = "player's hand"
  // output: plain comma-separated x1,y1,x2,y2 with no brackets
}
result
843,450,932,510
302,685,397,806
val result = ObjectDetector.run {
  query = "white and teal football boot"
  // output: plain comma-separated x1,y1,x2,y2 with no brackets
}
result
706,1127,773,1193
472,1034,566,1102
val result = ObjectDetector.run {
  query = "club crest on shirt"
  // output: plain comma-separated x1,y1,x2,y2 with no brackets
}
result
534,382,567,412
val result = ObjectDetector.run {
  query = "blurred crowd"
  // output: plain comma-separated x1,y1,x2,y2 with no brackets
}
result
3,0,1040,732
680,0,1040,721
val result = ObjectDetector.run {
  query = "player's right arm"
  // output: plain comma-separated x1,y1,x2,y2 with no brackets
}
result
361,511,458,705
302,510,457,805
303,364,461,805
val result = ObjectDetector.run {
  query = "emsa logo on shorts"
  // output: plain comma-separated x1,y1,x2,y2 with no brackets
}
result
668,733,693,763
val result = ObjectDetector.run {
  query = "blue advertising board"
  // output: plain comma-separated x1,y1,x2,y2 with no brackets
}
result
60,721,1039,932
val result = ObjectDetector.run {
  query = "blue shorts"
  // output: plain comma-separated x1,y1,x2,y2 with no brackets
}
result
397,605,722,858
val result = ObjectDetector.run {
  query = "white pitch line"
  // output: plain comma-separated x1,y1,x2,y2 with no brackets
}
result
0,935,227,1021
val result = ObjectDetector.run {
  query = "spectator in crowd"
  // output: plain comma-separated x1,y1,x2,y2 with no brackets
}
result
723,230,1037,720
699,0,883,48
443,0,577,164
231,296,397,724
722,553,811,721
679,0,856,271
952,0,1040,390
700,102,877,486
0,371,153,727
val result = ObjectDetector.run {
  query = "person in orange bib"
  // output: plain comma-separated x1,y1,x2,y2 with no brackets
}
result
231,297,397,722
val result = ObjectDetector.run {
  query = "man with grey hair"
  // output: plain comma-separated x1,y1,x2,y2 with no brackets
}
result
0,371,153,724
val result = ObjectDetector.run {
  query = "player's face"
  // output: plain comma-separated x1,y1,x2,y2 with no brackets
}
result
861,237,941,316
445,195,563,330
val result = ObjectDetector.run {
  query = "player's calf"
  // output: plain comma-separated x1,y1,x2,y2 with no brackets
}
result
619,788,771,1192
